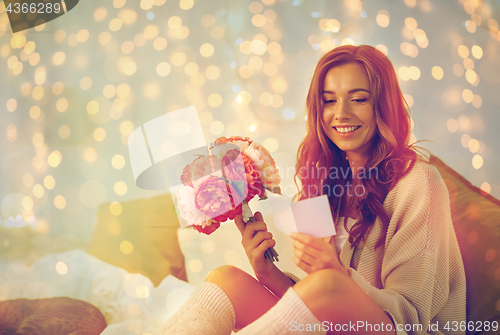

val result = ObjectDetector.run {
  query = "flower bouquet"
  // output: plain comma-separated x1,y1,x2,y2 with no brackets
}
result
175,136,281,262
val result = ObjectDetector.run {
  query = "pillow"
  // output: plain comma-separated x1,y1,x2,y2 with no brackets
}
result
87,194,187,286
0,297,106,335
429,155,500,331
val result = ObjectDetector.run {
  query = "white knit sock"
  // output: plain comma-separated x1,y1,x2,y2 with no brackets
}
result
158,281,236,335
237,287,326,335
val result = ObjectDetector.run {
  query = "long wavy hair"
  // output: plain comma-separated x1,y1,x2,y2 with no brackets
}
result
295,45,419,248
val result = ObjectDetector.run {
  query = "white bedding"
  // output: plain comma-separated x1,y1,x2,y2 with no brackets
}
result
0,250,194,334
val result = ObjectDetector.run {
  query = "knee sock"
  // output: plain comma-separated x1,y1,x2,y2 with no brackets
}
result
237,287,326,335
158,281,236,335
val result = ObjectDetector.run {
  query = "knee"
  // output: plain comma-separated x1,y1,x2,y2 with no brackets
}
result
205,265,251,286
297,268,352,301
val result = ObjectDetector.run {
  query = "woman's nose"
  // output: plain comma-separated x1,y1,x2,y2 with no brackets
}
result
334,101,351,120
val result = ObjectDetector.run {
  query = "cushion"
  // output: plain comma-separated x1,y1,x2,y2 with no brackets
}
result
430,155,500,332
0,297,106,334
88,194,187,286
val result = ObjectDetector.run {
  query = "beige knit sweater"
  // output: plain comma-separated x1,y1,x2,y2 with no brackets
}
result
339,161,466,335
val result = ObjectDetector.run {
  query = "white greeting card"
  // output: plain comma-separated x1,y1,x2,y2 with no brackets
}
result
268,194,336,238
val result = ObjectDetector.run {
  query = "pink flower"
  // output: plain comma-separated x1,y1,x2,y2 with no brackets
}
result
176,185,210,226
194,176,242,223
243,142,281,191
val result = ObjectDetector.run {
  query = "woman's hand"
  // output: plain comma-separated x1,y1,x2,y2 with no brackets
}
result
234,212,276,280
289,232,348,275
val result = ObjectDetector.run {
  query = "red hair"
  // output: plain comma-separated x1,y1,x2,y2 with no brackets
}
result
295,45,418,248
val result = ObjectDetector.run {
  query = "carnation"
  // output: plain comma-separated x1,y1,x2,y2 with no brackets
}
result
243,142,281,190
221,149,264,202
214,136,252,152
193,219,221,235
180,155,223,188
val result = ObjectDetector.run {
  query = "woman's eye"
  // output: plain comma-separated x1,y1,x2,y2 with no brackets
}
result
352,98,367,103
324,99,336,104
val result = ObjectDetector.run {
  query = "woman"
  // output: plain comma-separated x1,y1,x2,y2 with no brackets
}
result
161,45,466,335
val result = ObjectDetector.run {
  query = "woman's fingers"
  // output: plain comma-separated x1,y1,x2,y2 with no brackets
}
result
248,231,273,250
236,212,265,236
290,232,324,249
234,212,274,279
293,248,316,265
252,237,276,259
242,221,268,241
234,215,245,234
293,239,322,255
290,231,340,274
293,242,319,261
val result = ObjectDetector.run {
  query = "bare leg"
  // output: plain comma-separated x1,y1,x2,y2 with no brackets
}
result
206,265,279,330
293,269,395,335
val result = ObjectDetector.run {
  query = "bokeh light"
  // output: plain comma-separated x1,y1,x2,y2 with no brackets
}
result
54,195,66,209
43,175,56,190
480,182,491,196
48,151,62,168
200,43,214,57
59,125,71,139
112,155,126,169
447,119,459,133
208,93,222,107
56,261,68,275
114,181,128,196
188,259,203,273
56,98,68,112
376,10,390,27
432,66,444,80
93,128,106,142
179,0,194,10
472,155,483,169
156,62,172,77
109,202,123,216
120,240,133,254
209,121,224,135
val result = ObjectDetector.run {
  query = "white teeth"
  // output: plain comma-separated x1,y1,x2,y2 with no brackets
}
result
335,126,360,133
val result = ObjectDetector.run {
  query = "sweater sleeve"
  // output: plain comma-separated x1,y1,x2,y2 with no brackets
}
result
346,163,466,335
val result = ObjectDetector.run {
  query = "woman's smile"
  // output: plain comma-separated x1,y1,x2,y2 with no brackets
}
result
334,125,362,135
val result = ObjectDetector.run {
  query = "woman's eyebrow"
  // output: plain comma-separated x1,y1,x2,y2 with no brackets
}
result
322,88,371,94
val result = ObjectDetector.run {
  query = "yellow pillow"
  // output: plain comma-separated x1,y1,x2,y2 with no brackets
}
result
88,194,186,286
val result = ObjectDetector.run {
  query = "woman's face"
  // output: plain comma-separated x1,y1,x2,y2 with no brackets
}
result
321,62,378,163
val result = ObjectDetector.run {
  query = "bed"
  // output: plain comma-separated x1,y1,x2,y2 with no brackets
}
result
1,156,499,334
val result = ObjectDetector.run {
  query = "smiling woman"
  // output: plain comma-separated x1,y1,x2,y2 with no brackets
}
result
160,45,466,335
